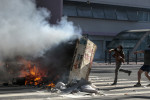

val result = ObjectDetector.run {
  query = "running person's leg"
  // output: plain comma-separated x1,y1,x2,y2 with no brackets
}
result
138,69,144,83
145,71,150,81
134,66,144,87
145,71,150,86
134,69,143,87
119,69,132,76
112,61,121,85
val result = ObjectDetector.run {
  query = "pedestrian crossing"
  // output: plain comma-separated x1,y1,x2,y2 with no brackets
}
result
89,64,150,96
89,76,150,96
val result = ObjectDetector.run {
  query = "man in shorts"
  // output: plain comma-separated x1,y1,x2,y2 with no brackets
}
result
134,45,150,87
109,45,132,85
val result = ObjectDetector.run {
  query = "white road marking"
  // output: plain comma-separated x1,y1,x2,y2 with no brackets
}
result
107,91,150,96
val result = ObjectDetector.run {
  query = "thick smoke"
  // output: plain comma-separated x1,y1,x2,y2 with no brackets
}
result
0,0,81,83
0,0,81,59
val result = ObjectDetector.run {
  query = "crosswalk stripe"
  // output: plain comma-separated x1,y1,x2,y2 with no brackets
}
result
89,78,128,81
89,77,111,79
106,91,150,96
92,81,147,84
0,92,51,97
95,83,148,88
109,86,150,92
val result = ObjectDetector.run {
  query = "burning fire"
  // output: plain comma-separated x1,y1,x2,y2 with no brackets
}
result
19,59,55,87
24,62,43,86
46,83,55,88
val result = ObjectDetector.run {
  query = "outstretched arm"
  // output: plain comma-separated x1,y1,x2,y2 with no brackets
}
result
134,50,144,54
109,49,115,53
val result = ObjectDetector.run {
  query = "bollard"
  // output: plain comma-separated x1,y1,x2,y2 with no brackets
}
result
127,51,129,65
109,52,111,64
105,50,107,63
135,52,137,64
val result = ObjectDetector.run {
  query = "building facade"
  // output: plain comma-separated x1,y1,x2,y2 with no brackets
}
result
37,0,150,60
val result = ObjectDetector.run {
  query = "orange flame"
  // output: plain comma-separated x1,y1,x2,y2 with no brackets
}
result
19,59,47,86
46,83,55,88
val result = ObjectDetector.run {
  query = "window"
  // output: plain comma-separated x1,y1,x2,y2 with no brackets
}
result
127,10,138,21
116,9,128,20
77,6,92,17
106,41,111,48
63,5,77,16
138,11,148,21
104,8,116,20
149,12,150,21
63,1,150,22
92,7,105,19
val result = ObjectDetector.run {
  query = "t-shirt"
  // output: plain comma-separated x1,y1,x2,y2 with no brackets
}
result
113,48,125,62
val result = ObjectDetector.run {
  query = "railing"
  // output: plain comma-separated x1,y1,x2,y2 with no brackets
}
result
104,50,144,65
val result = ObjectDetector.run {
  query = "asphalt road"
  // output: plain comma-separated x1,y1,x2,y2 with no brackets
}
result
0,62,150,100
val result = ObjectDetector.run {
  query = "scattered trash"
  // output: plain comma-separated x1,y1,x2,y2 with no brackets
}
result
55,82,66,90
71,88,80,94
47,78,104,96
51,88,61,93
81,85,98,93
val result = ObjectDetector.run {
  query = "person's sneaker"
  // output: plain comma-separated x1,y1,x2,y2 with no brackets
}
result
134,83,141,87
111,83,117,85
128,71,132,76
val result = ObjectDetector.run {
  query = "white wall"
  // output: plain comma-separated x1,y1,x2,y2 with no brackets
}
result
67,0,150,9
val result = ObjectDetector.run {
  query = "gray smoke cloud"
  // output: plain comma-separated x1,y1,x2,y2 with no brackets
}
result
0,0,81,60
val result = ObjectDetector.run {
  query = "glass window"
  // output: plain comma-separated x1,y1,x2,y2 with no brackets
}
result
92,7,105,19
115,32,145,40
130,32,145,39
127,10,138,21
77,6,92,17
115,32,130,39
106,41,111,48
104,8,116,20
149,12,150,21
108,40,122,48
138,11,148,21
122,40,138,48
63,5,77,16
107,30,148,56
116,9,128,20
137,38,148,51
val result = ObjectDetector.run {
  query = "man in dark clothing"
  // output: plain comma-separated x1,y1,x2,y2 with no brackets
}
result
134,45,150,87
109,45,132,85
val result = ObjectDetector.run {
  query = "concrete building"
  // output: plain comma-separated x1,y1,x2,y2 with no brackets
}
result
37,0,150,60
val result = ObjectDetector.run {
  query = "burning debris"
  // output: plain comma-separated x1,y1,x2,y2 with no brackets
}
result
0,0,100,97
0,37,100,96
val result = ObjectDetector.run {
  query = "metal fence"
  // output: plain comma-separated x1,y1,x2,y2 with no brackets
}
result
104,50,144,64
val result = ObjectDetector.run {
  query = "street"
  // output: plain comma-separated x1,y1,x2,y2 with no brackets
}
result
0,62,150,100
89,62,150,100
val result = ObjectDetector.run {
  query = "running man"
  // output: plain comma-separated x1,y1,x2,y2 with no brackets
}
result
134,45,150,87
109,45,132,85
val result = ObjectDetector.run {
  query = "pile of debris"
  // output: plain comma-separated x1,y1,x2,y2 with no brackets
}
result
49,78,104,96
